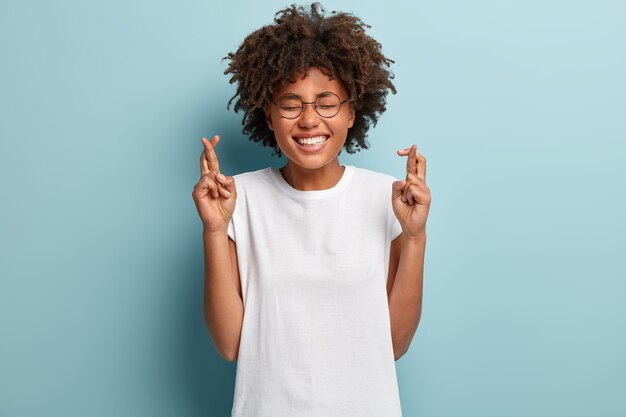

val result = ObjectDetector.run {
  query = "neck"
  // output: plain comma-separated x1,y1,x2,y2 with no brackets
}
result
280,159,345,191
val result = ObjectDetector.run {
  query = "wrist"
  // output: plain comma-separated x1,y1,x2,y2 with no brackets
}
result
402,230,426,244
203,226,229,239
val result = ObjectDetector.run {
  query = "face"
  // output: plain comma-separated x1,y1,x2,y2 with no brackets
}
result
264,66,356,169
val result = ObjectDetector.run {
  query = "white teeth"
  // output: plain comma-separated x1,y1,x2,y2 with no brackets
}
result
295,136,329,145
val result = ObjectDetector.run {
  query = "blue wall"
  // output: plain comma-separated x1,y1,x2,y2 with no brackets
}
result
1,1,625,416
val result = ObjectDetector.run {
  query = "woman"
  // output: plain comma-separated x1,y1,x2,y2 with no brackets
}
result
192,3,431,416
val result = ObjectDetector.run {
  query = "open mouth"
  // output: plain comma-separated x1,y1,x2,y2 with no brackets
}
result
292,135,330,147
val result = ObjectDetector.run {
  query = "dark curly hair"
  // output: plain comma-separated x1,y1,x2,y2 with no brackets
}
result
222,2,396,157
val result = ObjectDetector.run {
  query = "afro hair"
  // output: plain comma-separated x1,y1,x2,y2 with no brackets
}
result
223,2,397,157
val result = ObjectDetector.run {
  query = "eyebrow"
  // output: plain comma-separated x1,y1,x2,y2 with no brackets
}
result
281,91,337,98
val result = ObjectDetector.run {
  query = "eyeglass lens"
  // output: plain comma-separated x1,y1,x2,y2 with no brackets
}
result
277,92,342,118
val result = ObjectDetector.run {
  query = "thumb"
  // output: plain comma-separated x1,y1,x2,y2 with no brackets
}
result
392,180,407,199
223,176,237,197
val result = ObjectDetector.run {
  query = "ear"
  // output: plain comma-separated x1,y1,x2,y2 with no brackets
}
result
264,103,274,131
347,106,355,129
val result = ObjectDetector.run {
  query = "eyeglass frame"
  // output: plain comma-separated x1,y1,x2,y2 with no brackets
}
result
269,91,352,119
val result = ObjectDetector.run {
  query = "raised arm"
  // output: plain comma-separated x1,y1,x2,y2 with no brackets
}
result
388,144,431,360
192,135,243,362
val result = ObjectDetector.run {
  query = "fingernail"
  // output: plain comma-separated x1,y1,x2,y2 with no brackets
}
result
223,190,231,197
217,173,226,181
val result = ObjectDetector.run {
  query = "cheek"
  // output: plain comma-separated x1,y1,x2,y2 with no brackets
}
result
334,119,352,133
272,121,295,142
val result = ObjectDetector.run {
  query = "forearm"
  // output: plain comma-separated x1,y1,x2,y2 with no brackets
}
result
388,232,426,360
203,228,243,361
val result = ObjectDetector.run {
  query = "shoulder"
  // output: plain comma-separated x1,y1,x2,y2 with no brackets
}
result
351,165,400,189
349,166,399,217
230,167,275,189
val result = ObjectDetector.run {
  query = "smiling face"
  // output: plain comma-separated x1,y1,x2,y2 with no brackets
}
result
264,67,355,170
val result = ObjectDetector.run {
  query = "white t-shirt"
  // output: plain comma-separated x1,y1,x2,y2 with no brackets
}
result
227,164,403,417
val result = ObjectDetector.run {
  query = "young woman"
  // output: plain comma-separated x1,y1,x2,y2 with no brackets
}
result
192,3,431,416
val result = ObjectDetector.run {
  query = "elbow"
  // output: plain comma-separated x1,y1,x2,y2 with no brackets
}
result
206,328,240,362
216,344,238,362
392,337,408,361
204,316,241,363
224,339,241,362
223,342,239,362
392,319,422,361
393,346,407,361
216,341,239,362
220,336,241,362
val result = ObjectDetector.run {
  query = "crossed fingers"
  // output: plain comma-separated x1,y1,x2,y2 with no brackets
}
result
199,135,229,198
397,144,427,205
200,135,221,176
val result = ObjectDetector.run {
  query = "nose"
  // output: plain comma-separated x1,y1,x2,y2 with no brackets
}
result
298,102,320,128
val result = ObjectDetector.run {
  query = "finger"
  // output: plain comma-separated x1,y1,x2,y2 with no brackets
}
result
392,180,408,204
408,184,427,204
406,144,417,177
200,150,210,176
192,180,208,199
401,179,413,205
202,173,221,199
218,184,231,198
405,173,420,204
397,147,411,155
221,175,237,197
208,171,234,198
392,179,406,198
404,178,425,205
416,151,427,181
404,184,414,205
215,171,227,185
407,172,427,188
202,135,221,175
193,175,219,199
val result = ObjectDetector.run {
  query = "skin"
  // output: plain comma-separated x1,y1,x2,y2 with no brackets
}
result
264,66,355,191
387,144,430,359
392,144,430,238
194,67,432,361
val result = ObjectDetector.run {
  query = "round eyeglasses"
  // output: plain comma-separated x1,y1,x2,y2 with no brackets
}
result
270,91,350,119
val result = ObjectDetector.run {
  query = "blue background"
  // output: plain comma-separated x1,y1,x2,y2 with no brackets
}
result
1,0,625,416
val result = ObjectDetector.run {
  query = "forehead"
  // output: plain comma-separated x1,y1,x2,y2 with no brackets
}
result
273,67,348,98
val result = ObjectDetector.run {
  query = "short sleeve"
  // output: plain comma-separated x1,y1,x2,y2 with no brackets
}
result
226,173,242,242
389,209,402,241
390,217,402,241
227,216,235,242
388,178,402,241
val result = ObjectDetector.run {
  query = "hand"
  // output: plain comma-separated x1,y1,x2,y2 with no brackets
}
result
191,135,238,233
391,144,431,240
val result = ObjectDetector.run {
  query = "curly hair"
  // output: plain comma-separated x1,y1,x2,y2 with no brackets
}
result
222,2,396,157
